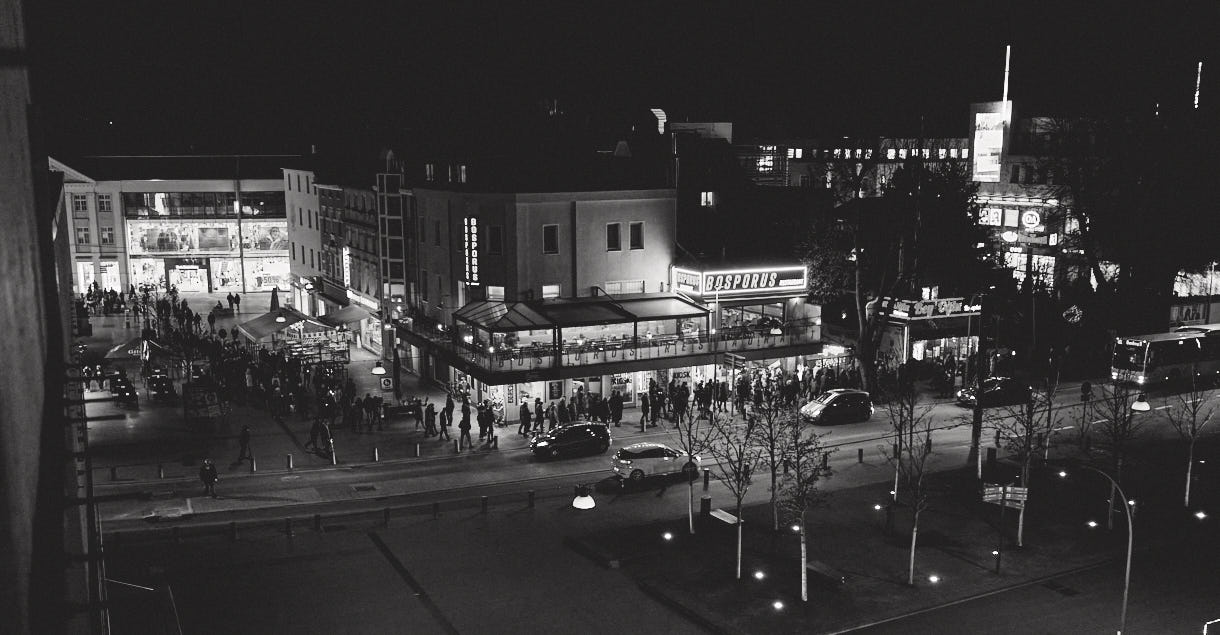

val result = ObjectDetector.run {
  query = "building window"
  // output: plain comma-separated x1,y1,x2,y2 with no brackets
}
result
629,222,643,250
310,249,315,269
898,148,907,159
75,226,90,244
425,164,435,182
421,270,428,301
296,175,301,191
1010,165,1021,184
799,174,810,187
457,165,468,183
291,241,296,260
950,148,959,158
420,217,426,244
99,226,114,245
606,223,622,251
865,149,874,159
97,194,112,213
886,148,897,160
542,284,560,299
305,176,311,191
72,194,88,215
961,149,969,159
938,148,947,160
488,225,503,255
757,155,774,172
487,285,505,301
542,224,559,255
298,208,303,226
433,220,441,247
700,191,714,207
605,280,645,294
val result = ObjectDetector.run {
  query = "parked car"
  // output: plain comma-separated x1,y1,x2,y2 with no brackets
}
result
109,376,139,406
612,442,701,483
148,375,177,401
800,389,874,425
956,377,1032,408
530,422,611,459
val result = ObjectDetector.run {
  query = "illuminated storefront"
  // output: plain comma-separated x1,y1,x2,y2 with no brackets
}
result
124,218,289,292
877,297,981,367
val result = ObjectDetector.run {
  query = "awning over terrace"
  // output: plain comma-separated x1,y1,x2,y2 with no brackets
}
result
452,293,709,332
316,304,372,327
237,307,327,341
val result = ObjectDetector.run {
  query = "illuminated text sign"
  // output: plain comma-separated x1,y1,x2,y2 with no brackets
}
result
672,265,808,297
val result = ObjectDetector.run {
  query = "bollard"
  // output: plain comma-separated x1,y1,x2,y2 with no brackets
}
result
702,468,711,492
110,466,117,481
250,455,258,473
491,435,498,449
528,490,535,508
158,464,165,479
373,447,380,462
228,522,236,542
700,495,712,518
330,446,337,466
432,502,440,519
383,508,391,528
481,496,489,514
287,454,294,470
414,443,420,457
822,452,829,470
453,440,460,454
313,514,322,532
858,448,864,463
284,518,294,538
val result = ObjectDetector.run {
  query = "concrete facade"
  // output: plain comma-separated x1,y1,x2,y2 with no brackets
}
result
283,168,321,313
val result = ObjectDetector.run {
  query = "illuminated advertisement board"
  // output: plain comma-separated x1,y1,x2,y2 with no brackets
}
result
126,219,288,255
671,265,808,297
971,103,1010,183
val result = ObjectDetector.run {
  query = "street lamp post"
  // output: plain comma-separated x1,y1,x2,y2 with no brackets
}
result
1061,466,1135,635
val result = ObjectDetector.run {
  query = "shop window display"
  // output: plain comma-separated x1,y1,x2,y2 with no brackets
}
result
129,258,167,292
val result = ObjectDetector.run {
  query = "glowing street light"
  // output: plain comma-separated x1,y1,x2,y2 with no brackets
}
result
662,531,674,541
928,575,941,584
772,600,784,611
1196,510,1208,521
753,571,766,580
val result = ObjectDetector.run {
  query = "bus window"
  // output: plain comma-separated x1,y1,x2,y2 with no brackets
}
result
1112,342,1147,371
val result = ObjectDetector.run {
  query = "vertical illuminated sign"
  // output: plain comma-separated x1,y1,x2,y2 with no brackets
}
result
972,110,1007,182
342,245,351,287
464,217,479,284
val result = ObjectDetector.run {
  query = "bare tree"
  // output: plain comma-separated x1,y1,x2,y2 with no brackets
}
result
892,415,935,587
990,397,1047,546
1160,369,1216,507
668,407,714,535
1091,383,1147,529
748,389,795,531
706,410,765,579
881,376,934,505
777,420,834,602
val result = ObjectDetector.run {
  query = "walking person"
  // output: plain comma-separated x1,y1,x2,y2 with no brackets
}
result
518,400,532,436
199,459,219,498
609,390,623,427
236,424,252,464
639,392,651,429
438,405,451,440
458,398,473,449
533,398,544,435
424,401,438,437
232,293,241,313
444,394,455,434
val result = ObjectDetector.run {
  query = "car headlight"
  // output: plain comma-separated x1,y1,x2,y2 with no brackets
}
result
1111,371,1119,379
534,440,549,447
1135,376,1145,384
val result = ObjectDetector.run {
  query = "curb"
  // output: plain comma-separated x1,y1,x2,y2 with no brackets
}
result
637,577,750,635
562,535,619,569
826,557,1117,634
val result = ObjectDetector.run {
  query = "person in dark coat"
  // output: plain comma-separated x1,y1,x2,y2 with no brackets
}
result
199,459,219,497
236,424,252,463
518,401,532,436
458,398,473,449
609,390,623,427
557,397,570,424
424,401,438,436
639,392,651,429
533,399,545,435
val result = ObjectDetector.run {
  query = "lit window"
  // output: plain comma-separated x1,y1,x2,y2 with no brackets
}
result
542,284,560,299
629,222,644,250
938,148,947,159
855,149,862,158
922,149,930,159
434,220,441,247
458,165,468,183
962,149,970,159
756,155,774,172
886,149,897,160
97,194,112,213
425,164,435,181
543,224,559,255
606,223,622,251
898,149,907,159
950,148,959,158
487,286,505,301
99,226,114,245
787,148,796,159
701,191,714,207
75,226,90,244
979,208,1003,226
833,148,842,159
864,149,873,159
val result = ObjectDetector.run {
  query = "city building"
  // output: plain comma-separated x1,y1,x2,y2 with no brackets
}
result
50,155,296,295
283,164,321,313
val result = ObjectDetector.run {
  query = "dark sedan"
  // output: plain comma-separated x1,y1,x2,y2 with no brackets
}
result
530,422,612,459
956,377,1032,408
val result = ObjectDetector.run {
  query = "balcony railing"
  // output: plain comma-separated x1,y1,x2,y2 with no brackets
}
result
401,313,821,375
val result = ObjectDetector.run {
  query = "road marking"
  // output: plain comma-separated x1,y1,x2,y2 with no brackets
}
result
368,532,460,634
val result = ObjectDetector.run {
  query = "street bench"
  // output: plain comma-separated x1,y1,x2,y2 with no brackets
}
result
806,559,846,587
709,508,740,525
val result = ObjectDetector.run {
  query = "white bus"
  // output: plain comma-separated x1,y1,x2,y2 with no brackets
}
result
1111,323,1220,386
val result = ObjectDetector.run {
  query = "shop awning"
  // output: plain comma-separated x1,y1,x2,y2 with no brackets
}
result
613,295,709,321
317,304,372,327
237,307,312,341
452,293,712,332
104,336,145,360
540,301,634,328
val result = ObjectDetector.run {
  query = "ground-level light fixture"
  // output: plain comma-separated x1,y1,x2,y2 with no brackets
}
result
572,484,595,510
662,531,674,541
1131,393,1151,412
1196,510,1209,521
772,600,784,611
753,571,766,580
928,575,941,584
790,524,801,533
873,504,883,511
1087,520,1099,528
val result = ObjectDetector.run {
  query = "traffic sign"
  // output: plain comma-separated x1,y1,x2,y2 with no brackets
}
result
379,377,393,392
1005,486,1029,502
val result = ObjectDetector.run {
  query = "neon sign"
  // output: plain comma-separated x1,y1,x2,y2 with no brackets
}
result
671,265,808,297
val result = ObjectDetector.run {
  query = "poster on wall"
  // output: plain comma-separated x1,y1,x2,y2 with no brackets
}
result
243,221,290,251
126,219,289,255
246,256,290,291
548,381,563,400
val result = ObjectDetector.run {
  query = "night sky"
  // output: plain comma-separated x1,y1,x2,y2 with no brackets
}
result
29,1,1217,155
